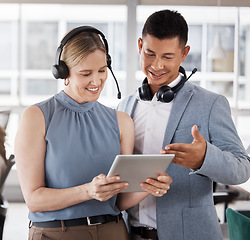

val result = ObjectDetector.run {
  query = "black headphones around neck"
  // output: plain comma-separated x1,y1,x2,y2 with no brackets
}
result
51,26,121,99
138,66,197,103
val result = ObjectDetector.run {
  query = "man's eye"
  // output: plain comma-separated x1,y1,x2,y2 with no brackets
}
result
145,53,155,57
163,56,173,60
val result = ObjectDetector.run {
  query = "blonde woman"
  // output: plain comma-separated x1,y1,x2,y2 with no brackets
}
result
15,26,172,240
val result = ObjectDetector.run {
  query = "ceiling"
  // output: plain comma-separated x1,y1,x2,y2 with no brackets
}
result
0,0,249,7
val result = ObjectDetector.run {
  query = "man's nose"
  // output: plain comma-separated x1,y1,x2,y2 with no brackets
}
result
151,56,164,71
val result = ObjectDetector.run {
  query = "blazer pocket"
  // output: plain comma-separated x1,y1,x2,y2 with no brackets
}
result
172,125,201,143
182,205,223,240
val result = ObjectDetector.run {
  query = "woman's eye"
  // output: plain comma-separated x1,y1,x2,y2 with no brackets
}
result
82,73,90,77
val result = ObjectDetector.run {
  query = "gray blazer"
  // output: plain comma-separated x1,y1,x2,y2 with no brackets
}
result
118,81,250,240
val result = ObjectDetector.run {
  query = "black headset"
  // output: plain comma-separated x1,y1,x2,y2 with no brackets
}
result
138,66,197,103
52,26,121,99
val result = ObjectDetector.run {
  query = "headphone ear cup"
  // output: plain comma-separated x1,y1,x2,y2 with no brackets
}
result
52,64,60,79
156,86,175,103
139,84,153,101
106,54,112,68
52,60,69,79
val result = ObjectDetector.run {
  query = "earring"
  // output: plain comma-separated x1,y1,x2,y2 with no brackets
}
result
64,78,70,86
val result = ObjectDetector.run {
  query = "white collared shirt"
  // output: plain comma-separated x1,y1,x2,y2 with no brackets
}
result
130,75,182,229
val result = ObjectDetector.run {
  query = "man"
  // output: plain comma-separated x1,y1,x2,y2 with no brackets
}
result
0,126,7,177
118,9,250,240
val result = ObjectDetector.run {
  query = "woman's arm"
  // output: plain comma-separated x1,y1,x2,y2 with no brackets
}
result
116,110,173,211
15,106,128,213
115,111,149,210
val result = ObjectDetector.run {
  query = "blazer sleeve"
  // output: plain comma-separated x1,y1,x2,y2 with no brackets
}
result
192,94,250,185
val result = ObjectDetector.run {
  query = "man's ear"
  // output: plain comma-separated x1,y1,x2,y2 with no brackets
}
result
181,45,190,62
138,38,143,54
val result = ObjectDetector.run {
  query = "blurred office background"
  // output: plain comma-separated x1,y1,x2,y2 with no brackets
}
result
1,0,250,239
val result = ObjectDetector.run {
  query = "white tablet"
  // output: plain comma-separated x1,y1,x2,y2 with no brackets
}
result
107,154,174,192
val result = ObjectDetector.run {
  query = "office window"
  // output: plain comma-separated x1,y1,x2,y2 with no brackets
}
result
0,19,18,99
20,21,59,100
207,24,235,73
236,116,250,147
240,29,246,76
25,22,58,70
206,80,233,98
112,22,126,71
236,8,250,108
0,78,11,94
68,22,106,32
0,4,249,109
26,78,57,95
0,22,13,70
182,25,202,72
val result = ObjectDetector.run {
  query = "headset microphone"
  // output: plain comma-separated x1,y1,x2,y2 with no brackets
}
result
186,68,197,82
107,64,121,99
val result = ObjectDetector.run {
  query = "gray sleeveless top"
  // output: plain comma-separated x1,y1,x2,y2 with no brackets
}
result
29,90,121,222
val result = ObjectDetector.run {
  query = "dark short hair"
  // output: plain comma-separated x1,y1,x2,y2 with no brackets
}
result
142,9,188,47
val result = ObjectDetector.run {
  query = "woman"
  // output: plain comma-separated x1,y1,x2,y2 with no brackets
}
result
15,27,172,240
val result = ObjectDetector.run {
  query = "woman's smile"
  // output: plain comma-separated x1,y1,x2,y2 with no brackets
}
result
86,87,99,93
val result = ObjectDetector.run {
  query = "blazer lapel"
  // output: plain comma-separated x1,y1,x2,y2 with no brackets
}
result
162,83,194,147
117,91,138,118
125,93,138,118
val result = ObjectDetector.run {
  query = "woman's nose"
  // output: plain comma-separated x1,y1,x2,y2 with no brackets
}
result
90,74,101,85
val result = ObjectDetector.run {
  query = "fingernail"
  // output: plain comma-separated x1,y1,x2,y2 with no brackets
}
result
165,146,170,150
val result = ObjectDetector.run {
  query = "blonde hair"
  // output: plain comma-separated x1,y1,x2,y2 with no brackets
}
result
0,126,7,163
61,31,106,69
